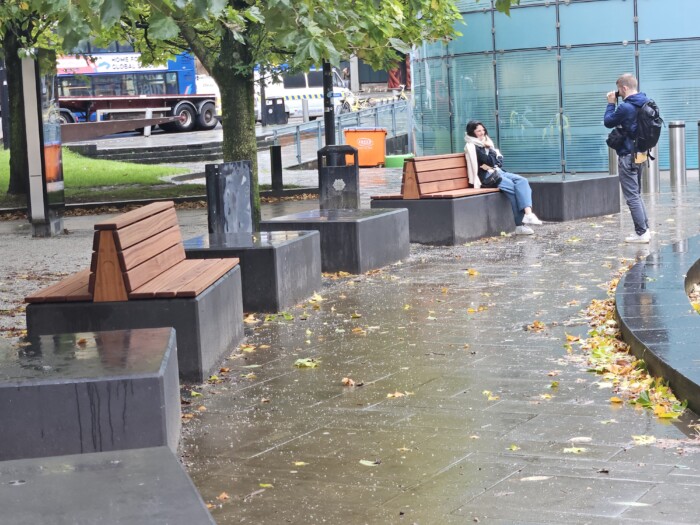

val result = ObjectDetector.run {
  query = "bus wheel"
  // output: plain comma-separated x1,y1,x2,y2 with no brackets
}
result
58,111,75,125
196,102,218,130
172,103,196,132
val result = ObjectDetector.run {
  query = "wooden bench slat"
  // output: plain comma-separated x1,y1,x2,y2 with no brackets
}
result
114,208,180,251
411,153,464,162
421,188,500,198
119,225,182,272
129,258,238,299
25,270,92,303
413,157,466,172
420,178,470,194
94,201,174,231
416,167,470,184
122,243,186,292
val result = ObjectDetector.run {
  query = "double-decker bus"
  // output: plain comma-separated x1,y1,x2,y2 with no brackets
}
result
56,49,219,132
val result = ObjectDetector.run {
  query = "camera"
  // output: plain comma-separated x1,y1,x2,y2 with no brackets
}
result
615,90,620,99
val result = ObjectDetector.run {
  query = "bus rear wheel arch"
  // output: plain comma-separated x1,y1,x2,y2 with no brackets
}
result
58,110,75,125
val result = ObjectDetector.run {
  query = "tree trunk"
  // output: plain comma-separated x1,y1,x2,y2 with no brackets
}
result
3,26,29,196
212,32,260,227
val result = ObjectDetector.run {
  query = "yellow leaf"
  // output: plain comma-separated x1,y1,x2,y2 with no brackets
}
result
351,312,362,319
632,435,657,445
403,304,411,310
563,447,587,454
540,393,553,400
508,444,520,451
387,391,405,398
359,459,380,466
610,396,624,404
190,390,202,397
216,492,230,501
341,377,355,387
293,461,308,466
466,268,479,276
259,483,274,488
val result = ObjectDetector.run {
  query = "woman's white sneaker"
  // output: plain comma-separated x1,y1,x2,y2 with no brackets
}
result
522,213,542,226
515,225,535,235
625,230,650,243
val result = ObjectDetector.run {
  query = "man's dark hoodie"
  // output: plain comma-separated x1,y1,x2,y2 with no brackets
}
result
604,92,649,156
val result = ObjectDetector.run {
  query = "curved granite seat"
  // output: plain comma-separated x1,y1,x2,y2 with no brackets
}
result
615,236,700,414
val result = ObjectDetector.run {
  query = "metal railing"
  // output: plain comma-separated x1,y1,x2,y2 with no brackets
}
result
270,100,409,166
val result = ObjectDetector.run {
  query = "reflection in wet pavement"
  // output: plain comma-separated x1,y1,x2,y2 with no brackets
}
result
179,176,700,523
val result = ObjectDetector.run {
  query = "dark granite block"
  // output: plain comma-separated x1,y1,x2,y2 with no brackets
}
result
529,173,621,222
206,161,254,234
184,230,322,312
0,328,179,461
370,192,515,245
26,266,244,383
260,208,409,273
0,447,215,524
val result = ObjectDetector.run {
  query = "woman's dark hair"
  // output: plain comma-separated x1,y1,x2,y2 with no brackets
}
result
466,120,488,138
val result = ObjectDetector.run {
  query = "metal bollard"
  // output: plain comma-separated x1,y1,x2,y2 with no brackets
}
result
669,121,687,189
270,144,283,192
640,145,659,193
608,147,618,176
302,99,309,122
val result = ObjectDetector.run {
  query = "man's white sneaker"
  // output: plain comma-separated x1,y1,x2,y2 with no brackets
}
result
625,230,650,243
522,213,542,226
515,225,535,235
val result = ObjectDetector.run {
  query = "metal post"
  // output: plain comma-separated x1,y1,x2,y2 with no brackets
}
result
669,121,687,189
317,119,323,149
322,61,335,145
144,108,152,137
374,107,379,128
608,147,618,176
640,145,659,194
270,145,283,191
391,103,397,139
295,126,302,165
302,99,309,122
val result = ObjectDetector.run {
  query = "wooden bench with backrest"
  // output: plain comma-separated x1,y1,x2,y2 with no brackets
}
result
25,201,244,382
371,152,500,200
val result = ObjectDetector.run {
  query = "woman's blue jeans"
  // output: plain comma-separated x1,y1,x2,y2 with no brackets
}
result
497,171,532,226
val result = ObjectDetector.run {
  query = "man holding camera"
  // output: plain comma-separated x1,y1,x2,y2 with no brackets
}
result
604,73,651,243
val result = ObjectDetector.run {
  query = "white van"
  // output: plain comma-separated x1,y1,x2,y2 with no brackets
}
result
258,68,350,121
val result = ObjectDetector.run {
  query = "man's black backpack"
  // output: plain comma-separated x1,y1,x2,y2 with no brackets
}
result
634,99,663,154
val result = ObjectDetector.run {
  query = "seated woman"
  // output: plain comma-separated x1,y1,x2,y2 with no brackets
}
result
464,120,542,235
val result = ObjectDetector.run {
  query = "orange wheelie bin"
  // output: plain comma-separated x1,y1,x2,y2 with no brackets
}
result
343,128,387,167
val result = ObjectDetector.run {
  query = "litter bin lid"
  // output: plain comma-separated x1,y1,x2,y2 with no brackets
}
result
343,128,387,132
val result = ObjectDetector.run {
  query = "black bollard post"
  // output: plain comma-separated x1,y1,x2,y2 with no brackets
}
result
270,145,283,192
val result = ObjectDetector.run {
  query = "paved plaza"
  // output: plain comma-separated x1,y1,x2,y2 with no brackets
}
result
1,167,700,523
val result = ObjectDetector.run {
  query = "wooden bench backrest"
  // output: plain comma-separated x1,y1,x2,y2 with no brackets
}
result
89,201,185,302
401,153,470,199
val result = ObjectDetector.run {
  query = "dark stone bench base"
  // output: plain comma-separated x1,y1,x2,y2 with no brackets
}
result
26,266,244,383
260,208,410,273
0,447,215,524
184,230,322,312
0,328,180,461
615,235,700,414
370,193,515,245
529,173,620,222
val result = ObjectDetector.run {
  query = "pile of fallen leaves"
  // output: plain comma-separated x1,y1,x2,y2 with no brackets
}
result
690,283,700,314
571,271,686,420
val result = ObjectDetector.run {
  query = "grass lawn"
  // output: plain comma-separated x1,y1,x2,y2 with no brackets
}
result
0,148,205,208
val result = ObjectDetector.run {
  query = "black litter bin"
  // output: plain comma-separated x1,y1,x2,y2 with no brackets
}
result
317,145,359,210
265,98,288,125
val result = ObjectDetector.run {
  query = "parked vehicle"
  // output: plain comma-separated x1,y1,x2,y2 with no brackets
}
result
257,67,350,121
56,52,218,132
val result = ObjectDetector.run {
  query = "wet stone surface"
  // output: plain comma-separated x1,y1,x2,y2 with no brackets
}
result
3,173,700,523
177,179,700,524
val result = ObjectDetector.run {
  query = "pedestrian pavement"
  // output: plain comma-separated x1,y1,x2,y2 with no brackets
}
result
2,172,700,523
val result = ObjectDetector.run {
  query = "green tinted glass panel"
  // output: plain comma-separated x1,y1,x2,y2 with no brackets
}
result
638,0,700,41
639,40,700,169
494,6,556,50
413,58,452,155
561,45,635,172
450,54,496,153
560,0,634,46
497,50,560,172
449,12,493,54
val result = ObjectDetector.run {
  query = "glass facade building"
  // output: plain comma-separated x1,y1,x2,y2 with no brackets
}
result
412,0,700,172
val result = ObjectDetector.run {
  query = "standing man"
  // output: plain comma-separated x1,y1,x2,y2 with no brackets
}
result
604,73,650,243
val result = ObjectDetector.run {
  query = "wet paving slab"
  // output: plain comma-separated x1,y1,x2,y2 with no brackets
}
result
172,176,700,523
3,171,700,523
